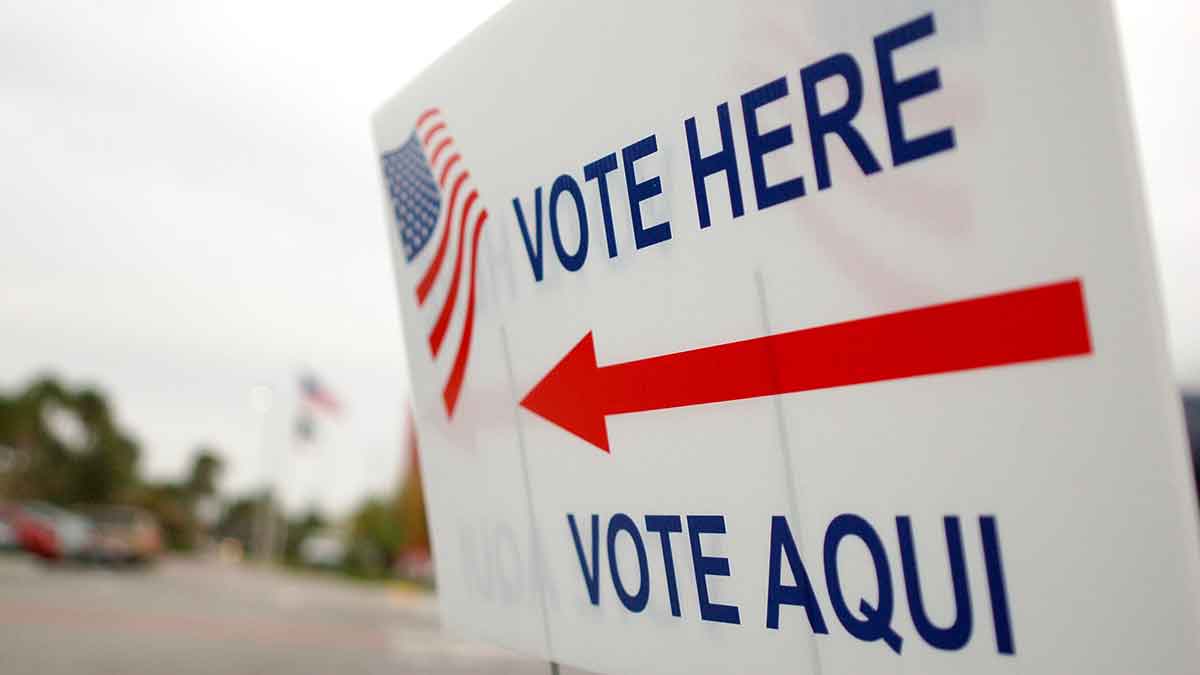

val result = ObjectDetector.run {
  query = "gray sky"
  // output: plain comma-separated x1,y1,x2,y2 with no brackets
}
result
1,1,1196,514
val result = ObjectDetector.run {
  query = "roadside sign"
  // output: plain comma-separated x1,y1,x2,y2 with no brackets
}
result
372,2,1200,673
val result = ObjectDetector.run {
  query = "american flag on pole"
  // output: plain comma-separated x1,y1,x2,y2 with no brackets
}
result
300,373,340,414
381,108,489,417
296,372,339,443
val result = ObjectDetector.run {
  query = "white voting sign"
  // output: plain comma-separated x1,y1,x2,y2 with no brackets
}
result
372,2,1200,673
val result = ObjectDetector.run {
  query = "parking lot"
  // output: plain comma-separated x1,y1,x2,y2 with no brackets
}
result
0,555,555,675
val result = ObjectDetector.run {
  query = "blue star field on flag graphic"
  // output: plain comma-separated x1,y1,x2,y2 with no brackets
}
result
382,133,442,262
380,108,490,418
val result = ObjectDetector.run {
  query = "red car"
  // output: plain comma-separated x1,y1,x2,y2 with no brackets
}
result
11,503,93,561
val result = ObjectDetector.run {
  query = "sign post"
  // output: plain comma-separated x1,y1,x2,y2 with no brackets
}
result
373,2,1200,673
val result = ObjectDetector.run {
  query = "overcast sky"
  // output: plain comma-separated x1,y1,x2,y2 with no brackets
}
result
1,1,1196,515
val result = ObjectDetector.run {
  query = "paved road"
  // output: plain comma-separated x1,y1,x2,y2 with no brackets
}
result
0,555,561,675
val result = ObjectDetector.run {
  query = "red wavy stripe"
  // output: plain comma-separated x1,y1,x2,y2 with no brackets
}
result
415,108,440,129
415,171,469,305
429,137,454,167
438,154,461,188
442,209,488,416
421,122,446,147
428,190,478,357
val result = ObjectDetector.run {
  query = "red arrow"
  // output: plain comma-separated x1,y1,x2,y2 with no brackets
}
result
520,279,1092,453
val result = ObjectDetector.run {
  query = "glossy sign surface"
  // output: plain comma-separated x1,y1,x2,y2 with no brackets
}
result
372,2,1200,673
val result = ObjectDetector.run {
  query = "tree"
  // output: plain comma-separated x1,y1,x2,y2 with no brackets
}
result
131,482,196,551
185,449,223,497
133,449,227,552
215,491,284,559
343,498,404,578
0,375,139,505
284,510,327,563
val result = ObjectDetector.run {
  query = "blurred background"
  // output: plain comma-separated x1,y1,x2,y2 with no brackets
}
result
0,1,1196,673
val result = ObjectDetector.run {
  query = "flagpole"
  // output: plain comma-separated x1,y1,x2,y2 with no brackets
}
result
250,384,275,563
272,388,304,564
266,379,306,564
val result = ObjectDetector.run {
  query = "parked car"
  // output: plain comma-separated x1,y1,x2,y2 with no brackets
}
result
13,502,93,561
86,505,162,565
0,504,19,551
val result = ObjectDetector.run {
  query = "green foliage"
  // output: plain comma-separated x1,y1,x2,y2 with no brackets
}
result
0,375,140,505
0,375,228,552
140,452,226,551
216,493,262,544
341,498,404,578
284,510,327,563
186,449,223,497
0,374,436,579
214,491,284,559
336,423,431,580
131,483,196,551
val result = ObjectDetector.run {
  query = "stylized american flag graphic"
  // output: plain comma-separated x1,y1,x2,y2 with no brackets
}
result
381,108,489,417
